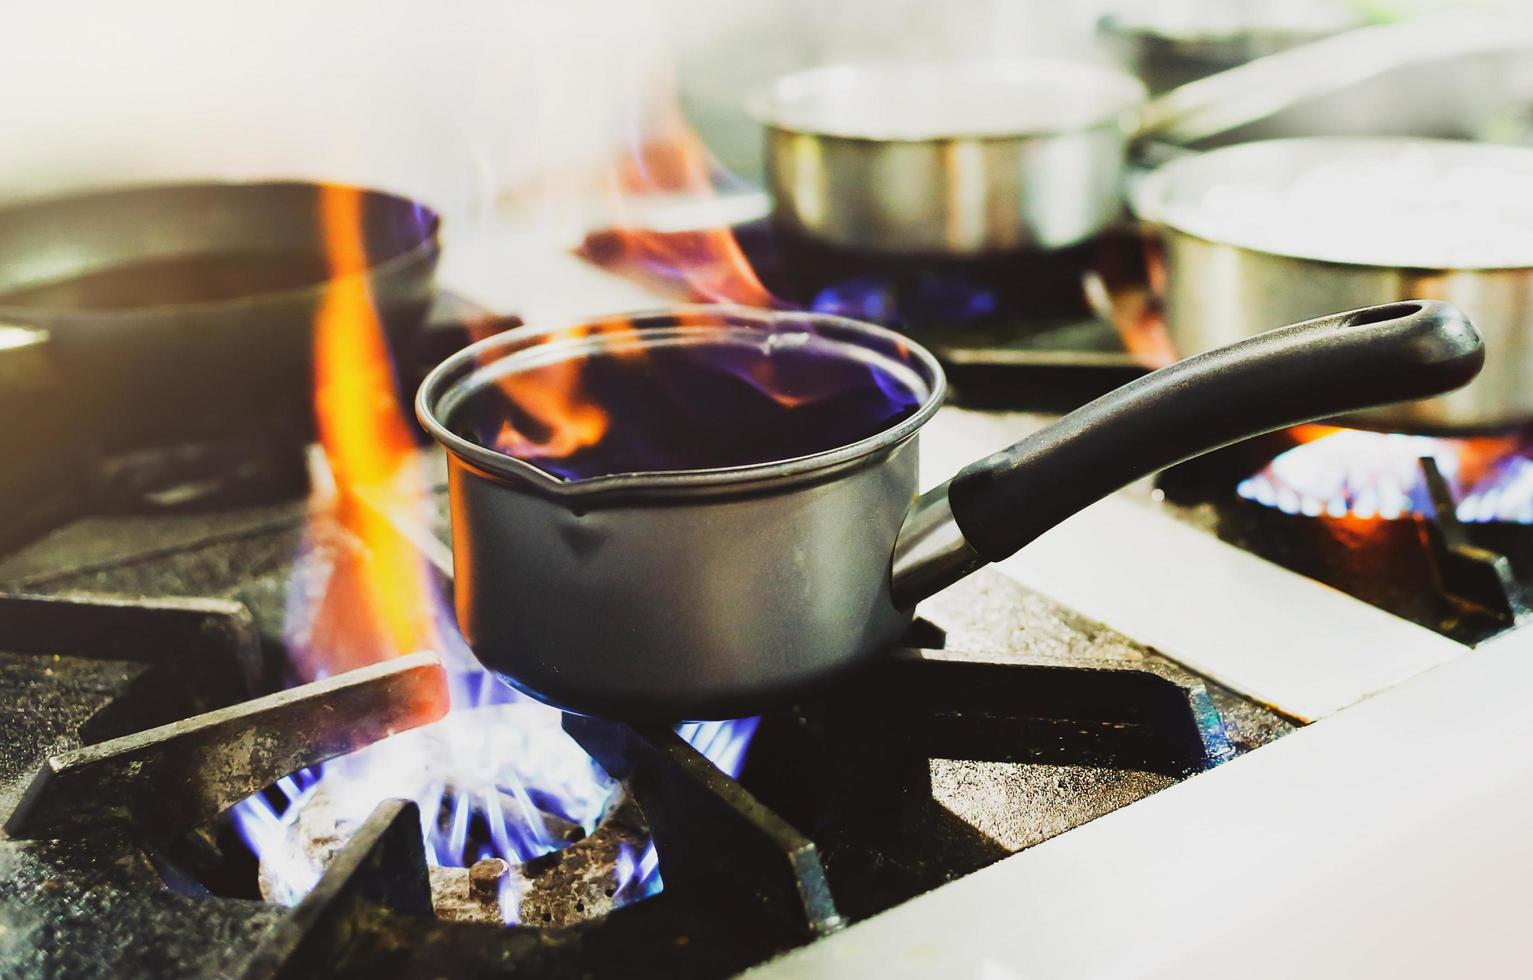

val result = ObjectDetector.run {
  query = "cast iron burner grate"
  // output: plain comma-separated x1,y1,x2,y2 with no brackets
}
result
0,584,1244,979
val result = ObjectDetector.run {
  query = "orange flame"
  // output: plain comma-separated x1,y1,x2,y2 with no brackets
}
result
1086,231,1177,369
1288,423,1349,445
486,43,802,470
304,185,441,676
488,319,654,461
592,101,773,307
492,92,782,465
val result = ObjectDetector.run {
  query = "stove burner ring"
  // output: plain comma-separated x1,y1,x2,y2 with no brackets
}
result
245,701,652,925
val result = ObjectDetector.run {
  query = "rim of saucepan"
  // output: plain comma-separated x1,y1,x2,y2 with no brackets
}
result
747,59,1147,143
416,305,947,498
1130,136,1533,272
0,180,441,323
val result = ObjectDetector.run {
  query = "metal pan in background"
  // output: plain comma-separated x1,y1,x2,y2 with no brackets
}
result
1131,136,1533,433
418,302,1481,721
0,181,440,447
750,15,1529,257
1098,4,1523,145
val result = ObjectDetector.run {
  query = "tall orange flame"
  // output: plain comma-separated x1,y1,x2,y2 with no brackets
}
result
491,53,780,469
305,185,439,673
596,102,773,307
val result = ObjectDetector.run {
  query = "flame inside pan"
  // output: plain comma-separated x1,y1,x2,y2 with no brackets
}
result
454,325,927,482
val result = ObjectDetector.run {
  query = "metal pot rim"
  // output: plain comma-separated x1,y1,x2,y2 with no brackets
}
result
1131,136,1533,272
416,305,947,499
747,59,1146,143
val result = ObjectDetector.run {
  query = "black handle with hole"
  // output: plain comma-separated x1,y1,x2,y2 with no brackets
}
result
947,301,1483,562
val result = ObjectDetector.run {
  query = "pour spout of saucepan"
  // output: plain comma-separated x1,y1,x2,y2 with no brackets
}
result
890,300,1484,609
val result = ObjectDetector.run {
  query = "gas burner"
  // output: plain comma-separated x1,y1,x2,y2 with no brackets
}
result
222,641,1239,978
244,735,648,927
1158,431,1533,643
1236,424,1533,523
0,593,447,845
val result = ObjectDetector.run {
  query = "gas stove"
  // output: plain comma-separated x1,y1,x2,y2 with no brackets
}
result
3,224,1532,979
0,407,1281,977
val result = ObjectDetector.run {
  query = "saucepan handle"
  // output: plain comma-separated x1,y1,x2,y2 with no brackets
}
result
891,301,1483,607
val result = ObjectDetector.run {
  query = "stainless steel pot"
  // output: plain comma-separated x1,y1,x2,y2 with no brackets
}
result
752,15,1526,256
418,302,1481,721
1131,137,1533,432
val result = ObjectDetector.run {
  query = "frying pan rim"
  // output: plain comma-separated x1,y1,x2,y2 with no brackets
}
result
0,178,441,322
416,304,947,499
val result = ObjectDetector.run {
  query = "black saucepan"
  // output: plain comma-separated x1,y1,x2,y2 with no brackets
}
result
417,301,1481,721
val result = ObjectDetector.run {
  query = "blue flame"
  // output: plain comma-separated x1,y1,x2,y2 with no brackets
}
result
612,716,763,900
230,618,759,920
811,273,998,326
1236,429,1533,524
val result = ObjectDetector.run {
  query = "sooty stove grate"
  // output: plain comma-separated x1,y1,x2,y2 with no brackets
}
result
221,644,1234,979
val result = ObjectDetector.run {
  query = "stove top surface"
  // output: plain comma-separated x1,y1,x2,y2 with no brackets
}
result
7,217,1530,978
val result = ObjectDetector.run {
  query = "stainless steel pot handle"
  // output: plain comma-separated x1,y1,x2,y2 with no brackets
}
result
891,301,1483,607
1133,14,1533,146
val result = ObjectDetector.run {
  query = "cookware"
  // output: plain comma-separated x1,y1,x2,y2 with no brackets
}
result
1097,6,1522,145
1132,137,1533,433
751,15,1524,256
1098,3,1363,96
0,181,439,445
418,301,1481,721
0,327,74,550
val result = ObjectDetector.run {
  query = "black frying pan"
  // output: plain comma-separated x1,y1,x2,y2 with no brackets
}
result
0,181,439,446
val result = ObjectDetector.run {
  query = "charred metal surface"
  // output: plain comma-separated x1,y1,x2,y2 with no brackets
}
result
321,880,808,980
518,791,650,927
6,653,447,841
565,713,843,939
0,592,262,737
0,504,308,594
470,857,509,901
0,652,143,814
240,798,434,980
0,829,284,980
1419,457,1529,624
267,766,648,929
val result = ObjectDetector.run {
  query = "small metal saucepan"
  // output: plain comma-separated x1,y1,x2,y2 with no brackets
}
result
418,301,1481,721
1131,137,1533,433
751,15,1523,256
